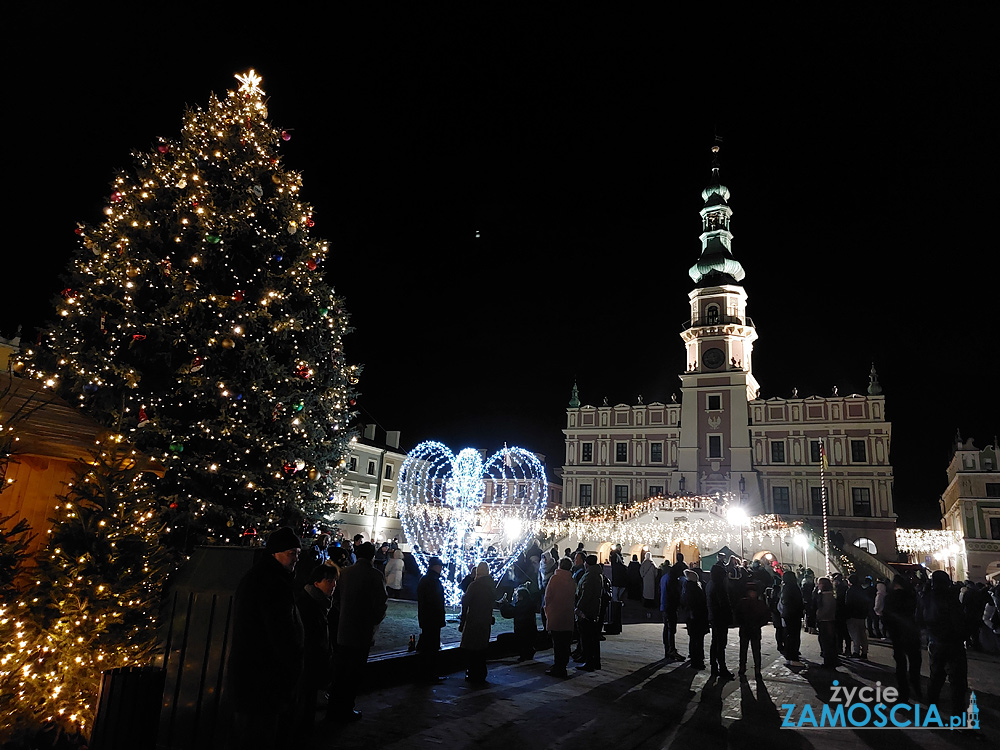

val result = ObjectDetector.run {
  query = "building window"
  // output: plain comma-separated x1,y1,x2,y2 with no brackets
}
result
985,483,1000,498
810,441,823,464
615,443,628,462
614,485,628,504
850,440,867,463
518,484,527,498
810,486,825,516
770,441,786,463
852,487,872,517
367,460,376,476
708,435,722,458
853,537,878,555
650,443,663,463
772,486,791,515
706,304,720,324
384,465,393,480
649,485,664,497
707,394,722,411
582,443,593,462
990,517,1000,540
579,485,592,507
348,456,358,472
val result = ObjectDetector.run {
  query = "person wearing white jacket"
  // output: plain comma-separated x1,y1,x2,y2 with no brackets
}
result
384,549,404,597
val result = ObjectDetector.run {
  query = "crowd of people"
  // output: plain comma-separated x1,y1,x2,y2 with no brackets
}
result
225,528,998,747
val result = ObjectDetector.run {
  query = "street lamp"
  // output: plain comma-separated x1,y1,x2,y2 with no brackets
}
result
794,532,808,567
727,505,747,561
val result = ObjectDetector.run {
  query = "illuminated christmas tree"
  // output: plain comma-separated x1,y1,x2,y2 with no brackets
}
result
1,437,169,737
21,70,358,548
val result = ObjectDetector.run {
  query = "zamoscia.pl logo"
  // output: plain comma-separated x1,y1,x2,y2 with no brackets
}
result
781,681,980,730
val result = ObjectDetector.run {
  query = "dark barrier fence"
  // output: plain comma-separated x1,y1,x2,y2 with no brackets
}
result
90,666,165,750
155,546,258,750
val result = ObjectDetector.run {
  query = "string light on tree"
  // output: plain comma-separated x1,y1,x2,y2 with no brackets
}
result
16,70,359,547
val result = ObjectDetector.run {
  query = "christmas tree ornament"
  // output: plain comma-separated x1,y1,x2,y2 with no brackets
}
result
110,191,122,203
158,143,170,153
137,407,150,428
221,337,235,349
83,382,98,395
272,173,283,185
169,442,184,453
288,221,297,234
207,234,221,244
306,258,317,271
177,178,187,189
251,185,263,198
190,356,204,372
281,130,291,141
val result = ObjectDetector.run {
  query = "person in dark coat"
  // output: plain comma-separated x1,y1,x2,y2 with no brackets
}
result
707,558,735,679
294,563,339,735
660,554,687,660
575,555,605,671
833,573,852,656
919,570,968,716
779,569,805,663
499,584,538,661
682,568,708,670
331,542,387,721
416,556,447,683
883,574,922,702
845,574,870,659
227,527,305,750
610,548,629,603
460,561,496,683
734,581,771,678
627,554,642,600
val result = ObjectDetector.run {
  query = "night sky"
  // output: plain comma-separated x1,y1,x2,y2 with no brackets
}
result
4,9,997,528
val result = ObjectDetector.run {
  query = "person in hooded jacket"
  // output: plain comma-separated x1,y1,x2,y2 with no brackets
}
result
883,574,922,702
707,560,735,679
919,569,968,716
682,568,709,669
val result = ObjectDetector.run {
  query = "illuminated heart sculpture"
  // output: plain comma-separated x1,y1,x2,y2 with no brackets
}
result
398,440,549,605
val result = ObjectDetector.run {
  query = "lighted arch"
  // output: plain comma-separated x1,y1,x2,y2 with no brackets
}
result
853,537,878,555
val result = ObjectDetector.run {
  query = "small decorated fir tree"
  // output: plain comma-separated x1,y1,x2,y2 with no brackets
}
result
21,70,358,547
1,436,169,737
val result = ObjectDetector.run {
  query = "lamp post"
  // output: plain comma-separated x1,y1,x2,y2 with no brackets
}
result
794,533,808,568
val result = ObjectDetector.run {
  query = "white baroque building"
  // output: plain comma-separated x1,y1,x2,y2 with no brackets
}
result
561,146,898,562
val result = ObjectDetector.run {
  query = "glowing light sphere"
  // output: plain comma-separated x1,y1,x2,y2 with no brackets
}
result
398,440,548,605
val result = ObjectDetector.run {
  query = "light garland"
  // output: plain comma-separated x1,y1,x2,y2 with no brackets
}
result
896,528,963,556
398,441,547,605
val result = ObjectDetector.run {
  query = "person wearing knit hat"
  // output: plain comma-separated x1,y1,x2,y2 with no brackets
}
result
227,527,305,747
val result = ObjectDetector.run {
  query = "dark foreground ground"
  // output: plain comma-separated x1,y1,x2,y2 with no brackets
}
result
310,599,999,750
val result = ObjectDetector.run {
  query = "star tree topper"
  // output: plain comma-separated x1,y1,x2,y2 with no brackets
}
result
235,69,264,96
